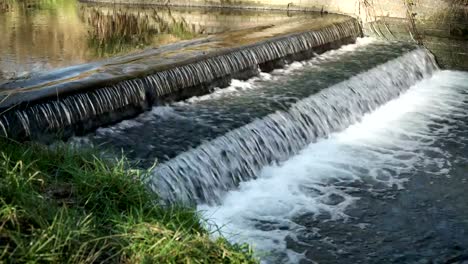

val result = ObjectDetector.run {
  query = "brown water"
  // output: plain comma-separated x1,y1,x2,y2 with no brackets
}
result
0,0,312,82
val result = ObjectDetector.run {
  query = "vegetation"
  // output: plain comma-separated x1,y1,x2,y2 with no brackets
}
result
0,139,257,263
85,7,199,57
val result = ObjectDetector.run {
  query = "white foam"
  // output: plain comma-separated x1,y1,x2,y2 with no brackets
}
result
182,79,257,104
198,70,468,263
272,37,377,76
91,106,184,137
182,38,377,104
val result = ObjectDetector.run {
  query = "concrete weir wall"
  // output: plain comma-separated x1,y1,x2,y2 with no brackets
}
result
2,0,466,140
0,17,361,141
79,0,460,20
82,0,468,69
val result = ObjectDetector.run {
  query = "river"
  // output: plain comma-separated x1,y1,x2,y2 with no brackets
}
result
72,38,468,263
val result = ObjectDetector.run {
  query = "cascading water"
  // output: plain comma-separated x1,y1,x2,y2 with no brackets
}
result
3,3,468,261
199,70,468,263
82,38,416,166
70,37,468,263
149,48,438,204
0,19,360,140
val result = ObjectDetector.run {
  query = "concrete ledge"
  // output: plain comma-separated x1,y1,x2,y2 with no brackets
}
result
0,16,360,141
362,18,468,71
78,0,357,15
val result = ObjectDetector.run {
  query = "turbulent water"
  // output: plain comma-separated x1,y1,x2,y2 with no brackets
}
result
73,37,468,263
199,70,468,263
149,47,436,204
79,39,415,163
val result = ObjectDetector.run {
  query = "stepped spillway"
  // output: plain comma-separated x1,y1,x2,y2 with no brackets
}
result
0,15,360,141
74,40,437,204
75,39,417,163
149,48,437,204
199,70,468,263
3,2,468,263
70,38,468,263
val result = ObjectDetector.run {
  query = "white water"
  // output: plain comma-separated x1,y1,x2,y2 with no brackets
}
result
1,19,361,138
180,38,376,104
151,48,436,204
75,37,377,138
68,38,379,151
199,70,468,263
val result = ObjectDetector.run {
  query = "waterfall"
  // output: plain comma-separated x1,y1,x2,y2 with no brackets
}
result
149,48,438,205
0,19,360,140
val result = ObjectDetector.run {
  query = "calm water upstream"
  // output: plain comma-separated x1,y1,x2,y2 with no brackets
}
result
0,0,314,82
73,38,468,262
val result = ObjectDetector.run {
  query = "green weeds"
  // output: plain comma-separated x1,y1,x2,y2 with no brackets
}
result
0,139,257,263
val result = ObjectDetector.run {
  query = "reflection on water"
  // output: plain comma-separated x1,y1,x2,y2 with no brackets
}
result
0,0,11,12
0,0,310,82
82,6,198,57
0,0,86,80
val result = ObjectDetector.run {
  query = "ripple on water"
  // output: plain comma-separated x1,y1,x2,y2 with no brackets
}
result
199,70,468,263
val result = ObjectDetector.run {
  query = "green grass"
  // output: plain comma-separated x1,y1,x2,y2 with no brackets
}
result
0,139,257,263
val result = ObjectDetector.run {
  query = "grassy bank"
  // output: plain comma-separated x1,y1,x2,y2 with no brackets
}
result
0,139,257,263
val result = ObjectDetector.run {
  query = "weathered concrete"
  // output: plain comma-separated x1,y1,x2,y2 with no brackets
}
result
0,2,315,82
3,0,466,140
0,15,360,141
78,0,465,22
79,0,468,70
357,1,468,70
0,14,353,107
363,17,468,70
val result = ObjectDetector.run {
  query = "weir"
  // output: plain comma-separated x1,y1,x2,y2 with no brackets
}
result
3,1,468,263
150,48,438,204
0,16,360,141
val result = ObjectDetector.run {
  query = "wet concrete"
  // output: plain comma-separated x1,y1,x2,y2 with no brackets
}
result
0,0,318,82
362,15,468,71
0,9,353,109
0,0,363,142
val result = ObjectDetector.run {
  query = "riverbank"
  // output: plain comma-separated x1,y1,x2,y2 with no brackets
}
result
0,139,257,263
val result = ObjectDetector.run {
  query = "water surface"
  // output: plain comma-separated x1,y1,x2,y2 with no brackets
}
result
77,39,417,166
200,70,468,263
70,38,468,263
0,0,314,82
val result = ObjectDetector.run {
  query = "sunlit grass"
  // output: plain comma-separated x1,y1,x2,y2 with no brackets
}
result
0,139,257,263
